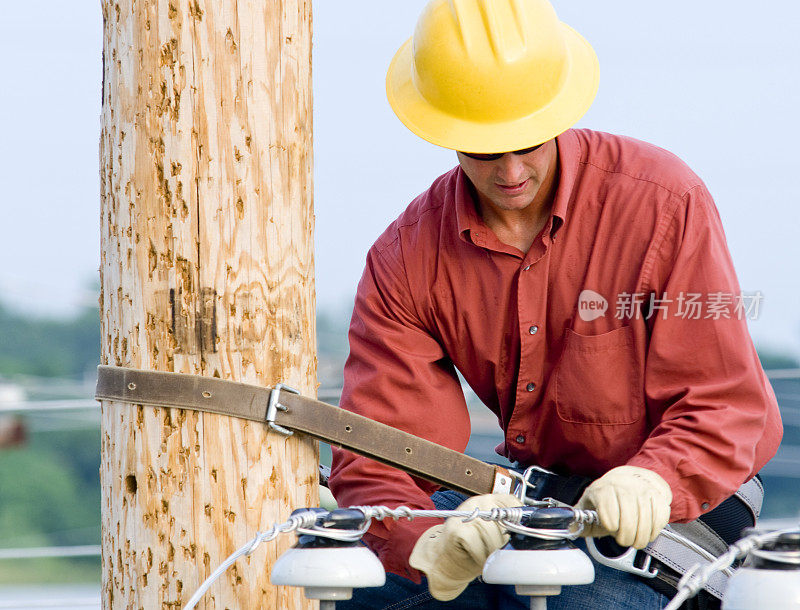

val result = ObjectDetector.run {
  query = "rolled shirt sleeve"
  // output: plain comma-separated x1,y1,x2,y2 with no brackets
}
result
627,183,783,521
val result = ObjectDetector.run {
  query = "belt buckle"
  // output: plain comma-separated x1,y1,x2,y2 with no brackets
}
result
511,464,557,505
266,383,299,437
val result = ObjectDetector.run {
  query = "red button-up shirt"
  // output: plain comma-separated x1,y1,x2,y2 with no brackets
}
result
329,128,783,580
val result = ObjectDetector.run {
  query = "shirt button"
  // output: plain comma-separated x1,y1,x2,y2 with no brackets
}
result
526,382,536,392
701,502,710,511
516,435,525,444
529,325,538,335
523,265,531,271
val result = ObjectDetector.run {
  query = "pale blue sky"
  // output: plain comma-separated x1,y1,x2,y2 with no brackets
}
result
1,1,798,357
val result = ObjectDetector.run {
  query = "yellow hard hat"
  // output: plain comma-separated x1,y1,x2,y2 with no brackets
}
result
386,0,599,153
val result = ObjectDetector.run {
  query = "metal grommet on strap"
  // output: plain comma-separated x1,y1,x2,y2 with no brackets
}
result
266,383,299,437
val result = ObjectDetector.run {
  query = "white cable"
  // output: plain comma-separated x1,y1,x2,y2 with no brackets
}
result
351,501,558,525
183,510,320,610
659,529,735,577
361,505,589,540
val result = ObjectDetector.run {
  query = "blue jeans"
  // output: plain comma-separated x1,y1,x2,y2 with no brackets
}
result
339,491,670,610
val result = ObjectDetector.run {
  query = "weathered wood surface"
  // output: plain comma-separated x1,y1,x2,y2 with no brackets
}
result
99,0,317,607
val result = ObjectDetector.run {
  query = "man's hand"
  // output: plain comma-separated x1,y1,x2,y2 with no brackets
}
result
576,465,672,549
409,493,521,601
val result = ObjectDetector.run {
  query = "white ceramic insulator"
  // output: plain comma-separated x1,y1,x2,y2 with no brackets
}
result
482,548,595,587
722,568,800,609
270,546,386,600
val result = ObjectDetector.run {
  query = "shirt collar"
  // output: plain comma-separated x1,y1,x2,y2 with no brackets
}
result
550,128,581,238
454,129,582,244
454,169,484,243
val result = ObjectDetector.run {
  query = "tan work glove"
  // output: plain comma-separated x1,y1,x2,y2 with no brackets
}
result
576,465,672,550
409,493,521,601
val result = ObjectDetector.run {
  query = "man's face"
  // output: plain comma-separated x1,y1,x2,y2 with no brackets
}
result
456,140,557,212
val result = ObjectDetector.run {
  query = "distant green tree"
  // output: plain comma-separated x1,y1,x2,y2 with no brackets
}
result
0,430,100,547
0,300,100,379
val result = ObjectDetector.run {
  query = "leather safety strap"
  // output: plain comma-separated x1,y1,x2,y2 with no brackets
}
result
95,365,514,497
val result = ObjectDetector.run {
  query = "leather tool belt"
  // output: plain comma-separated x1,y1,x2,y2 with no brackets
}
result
94,365,515,497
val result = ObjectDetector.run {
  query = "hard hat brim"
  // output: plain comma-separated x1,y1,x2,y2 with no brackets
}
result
386,22,599,153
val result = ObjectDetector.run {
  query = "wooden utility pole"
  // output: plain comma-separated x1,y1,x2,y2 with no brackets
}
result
99,1,317,608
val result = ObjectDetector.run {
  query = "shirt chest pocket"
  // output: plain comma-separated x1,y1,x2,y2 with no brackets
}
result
553,326,643,425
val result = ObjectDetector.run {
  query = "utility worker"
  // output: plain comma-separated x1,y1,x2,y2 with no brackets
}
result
329,0,783,608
